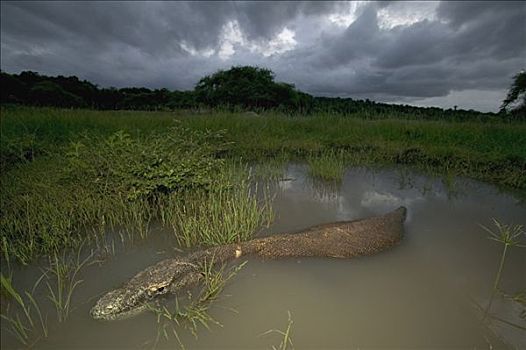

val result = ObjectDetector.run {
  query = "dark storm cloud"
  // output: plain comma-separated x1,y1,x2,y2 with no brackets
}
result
234,1,341,40
286,1,525,104
1,1,525,111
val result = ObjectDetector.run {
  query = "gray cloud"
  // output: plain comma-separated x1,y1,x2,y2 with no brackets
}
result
1,1,525,112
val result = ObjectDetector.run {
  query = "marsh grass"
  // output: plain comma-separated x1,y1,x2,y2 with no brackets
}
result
251,152,289,180
178,112,526,190
147,257,246,348
167,169,274,248
0,273,47,345
1,123,230,263
1,242,95,346
3,106,525,188
1,106,525,262
307,149,346,182
42,244,95,322
260,311,294,350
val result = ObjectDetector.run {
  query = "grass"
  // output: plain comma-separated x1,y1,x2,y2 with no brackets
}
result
179,113,526,188
479,219,525,322
1,242,94,346
0,117,264,263
147,257,247,348
0,273,47,345
43,243,94,322
1,105,525,263
166,168,273,248
307,149,346,182
3,106,524,186
260,311,294,350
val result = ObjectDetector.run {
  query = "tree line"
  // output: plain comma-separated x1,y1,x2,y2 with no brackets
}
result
1,66,524,121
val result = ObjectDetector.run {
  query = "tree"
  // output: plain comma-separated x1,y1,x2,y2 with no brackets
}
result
30,81,84,107
194,66,298,109
501,71,526,115
0,71,28,103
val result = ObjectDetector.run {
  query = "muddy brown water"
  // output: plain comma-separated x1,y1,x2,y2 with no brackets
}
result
1,165,525,349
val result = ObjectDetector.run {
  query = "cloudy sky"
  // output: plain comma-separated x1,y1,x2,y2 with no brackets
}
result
1,1,525,112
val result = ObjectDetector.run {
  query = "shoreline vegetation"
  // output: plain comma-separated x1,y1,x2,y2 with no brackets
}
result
1,105,525,264
1,66,525,347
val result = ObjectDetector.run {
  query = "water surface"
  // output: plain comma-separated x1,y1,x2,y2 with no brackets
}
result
2,165,525,349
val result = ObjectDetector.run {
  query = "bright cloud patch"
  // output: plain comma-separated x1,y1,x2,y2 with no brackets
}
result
327,1,368,27
180,41,215,58
252,27,297,57
182,18,291,60
217,21,297,59
378,1,440,29
218,21,244,60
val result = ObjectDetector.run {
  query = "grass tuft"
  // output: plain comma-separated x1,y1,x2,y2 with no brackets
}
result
167,167,273,248
307,150,346,182
147,257,246,348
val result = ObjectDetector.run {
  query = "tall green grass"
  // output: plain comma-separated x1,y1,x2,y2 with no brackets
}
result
165,165,273,247
1,106,525,264
2,106,525,188
1,115,274,263
307,150,346,182
179,113,526,189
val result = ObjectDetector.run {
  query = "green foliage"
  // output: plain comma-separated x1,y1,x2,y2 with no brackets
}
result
307,150,346,182
65,127,227,200
166,169,273,247
1,244,94,346
1,68,511,120
30,81,84,108
195,66,299,110
0,273,47,345
501,71,526,116
43,245,94,323
1,106,525,263
0,122,231,263
179,112,526,189
479,219,525,326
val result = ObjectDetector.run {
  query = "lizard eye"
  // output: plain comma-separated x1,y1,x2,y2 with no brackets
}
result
157,286,166,293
